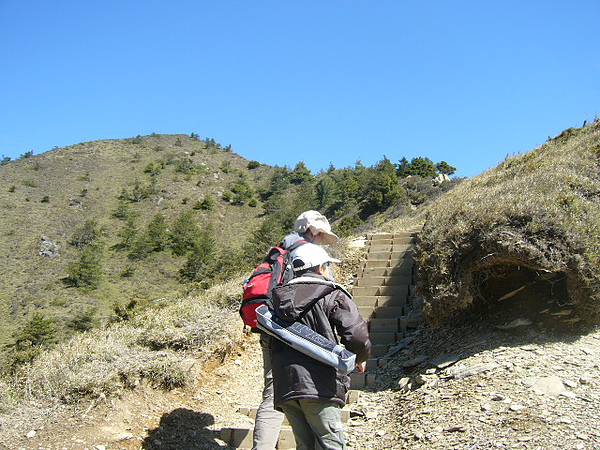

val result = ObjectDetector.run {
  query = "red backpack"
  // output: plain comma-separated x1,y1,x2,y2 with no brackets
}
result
240,240,306,328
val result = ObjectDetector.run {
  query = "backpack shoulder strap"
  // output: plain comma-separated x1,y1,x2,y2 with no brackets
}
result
285,239,307,253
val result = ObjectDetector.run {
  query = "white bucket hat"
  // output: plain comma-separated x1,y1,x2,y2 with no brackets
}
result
292,243,341,272
294,210,339,245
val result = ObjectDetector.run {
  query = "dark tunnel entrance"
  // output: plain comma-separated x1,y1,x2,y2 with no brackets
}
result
470,264,577,328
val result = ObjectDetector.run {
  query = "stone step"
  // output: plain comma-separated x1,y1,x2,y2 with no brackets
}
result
355,273,413,287
220,427,296,449
358,306,374,320
353,295,407,308
366,244,413,255
369,318,400,333
353,284,409,298
353,297,379,309
370,344,390,358
354,275,412,287
368,317,408,334
350,372,377,389
373,306,405,319
368,331,401,345
360,258,414,276
378,284,409,297
352,286,380,297
367,357,394,370
367,232,415,244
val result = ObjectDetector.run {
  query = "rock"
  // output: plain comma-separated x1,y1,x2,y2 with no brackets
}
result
495,318,533,330
431,354,461,369
415,374,438,387
446,363,500,379
432,174,451,185
526,376,566,396
406,310,424,328
397,377,412,393
26,430,36,439
402,355,428,368
39,236,59,259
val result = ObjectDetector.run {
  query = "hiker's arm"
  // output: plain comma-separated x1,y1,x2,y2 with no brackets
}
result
330,292,371,364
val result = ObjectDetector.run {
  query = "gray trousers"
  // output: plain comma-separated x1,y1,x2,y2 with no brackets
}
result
280,398,346,450
252,333,285,450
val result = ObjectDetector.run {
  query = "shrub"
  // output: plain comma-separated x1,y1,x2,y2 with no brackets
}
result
22,179,37,187
194,195,215,211
247,160,260,169
64,246,103,289
69,219,102,249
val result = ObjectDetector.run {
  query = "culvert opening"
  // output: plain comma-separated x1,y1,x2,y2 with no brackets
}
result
470,264,577,328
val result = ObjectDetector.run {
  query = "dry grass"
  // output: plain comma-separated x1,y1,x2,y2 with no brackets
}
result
1,278,244,412
416,119,600,325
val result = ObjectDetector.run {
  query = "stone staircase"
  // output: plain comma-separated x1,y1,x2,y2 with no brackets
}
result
350,231,420,389
219,230,420,448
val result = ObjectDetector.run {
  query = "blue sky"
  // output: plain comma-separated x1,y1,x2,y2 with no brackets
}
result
1,1,598,178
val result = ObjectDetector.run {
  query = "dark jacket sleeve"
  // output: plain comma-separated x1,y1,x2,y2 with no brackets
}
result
328,290,371,364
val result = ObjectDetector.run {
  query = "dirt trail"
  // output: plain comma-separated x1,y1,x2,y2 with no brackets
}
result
4,315,600,450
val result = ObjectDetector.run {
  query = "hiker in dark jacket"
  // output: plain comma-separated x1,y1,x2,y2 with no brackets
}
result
253,211,340,450
270,243,371,450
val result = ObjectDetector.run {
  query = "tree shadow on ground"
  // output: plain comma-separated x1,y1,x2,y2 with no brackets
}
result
142,408,232,450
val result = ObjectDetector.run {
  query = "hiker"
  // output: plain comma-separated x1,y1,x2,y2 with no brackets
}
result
252,211,340,450
270,243,371,449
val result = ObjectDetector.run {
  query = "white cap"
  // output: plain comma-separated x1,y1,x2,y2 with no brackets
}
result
292,243,341,272
294,210,339,245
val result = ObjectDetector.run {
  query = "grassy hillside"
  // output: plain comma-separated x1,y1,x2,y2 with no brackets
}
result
0,134,458,362
416,119,600,326
0,134,274,352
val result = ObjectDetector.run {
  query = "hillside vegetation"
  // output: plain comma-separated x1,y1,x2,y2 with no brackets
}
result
0,133,456,372
416,119,600,326
0,134,272,357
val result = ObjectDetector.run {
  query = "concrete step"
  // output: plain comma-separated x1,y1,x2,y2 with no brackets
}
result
368,331,400,344
373,306,405,319
352,286,380,297
220,426,296,449
354,295,407,308
358,306,374,320
379,284,409,297
350,372,377,389
368,316,410,334
370,344,391,358
355,275,411,287
360,259,414,277
367,357,394,370
375,295,407,307
366,251,396,261
369,318,400,333
353,296,378,308
353,284,409,298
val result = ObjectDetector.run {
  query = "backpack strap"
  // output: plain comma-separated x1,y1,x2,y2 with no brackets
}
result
284,239,307,253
